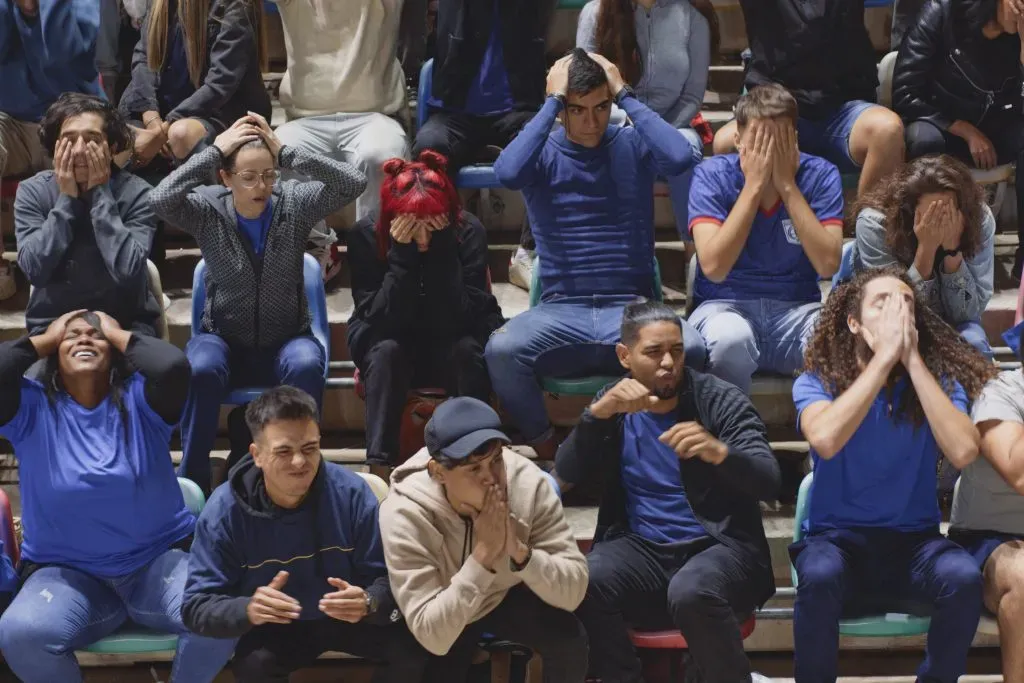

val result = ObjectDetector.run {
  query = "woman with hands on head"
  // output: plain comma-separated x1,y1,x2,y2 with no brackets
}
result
0,309,236,682
150,111,367,494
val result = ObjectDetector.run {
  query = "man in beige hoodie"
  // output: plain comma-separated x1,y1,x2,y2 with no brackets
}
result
379,397,589,682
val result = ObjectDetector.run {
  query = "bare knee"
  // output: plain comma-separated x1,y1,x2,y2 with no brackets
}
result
984,542,1024,617
712,121,738,156
856,108,905,154
167,119,206,159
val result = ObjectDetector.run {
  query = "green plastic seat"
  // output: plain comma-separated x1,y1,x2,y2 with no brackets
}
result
529,256,662,395
79,478,206,655
792,473,932,637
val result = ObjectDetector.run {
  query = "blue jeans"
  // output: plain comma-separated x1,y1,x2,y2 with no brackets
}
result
484,296,707,443
181,333,326,493
796,100,875,173
0,550,236,683
689,299,820,393
791,528,982,683
665,128,704,240
956,320,994,360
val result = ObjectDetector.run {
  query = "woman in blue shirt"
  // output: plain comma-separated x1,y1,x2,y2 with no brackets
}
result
0,310,235,682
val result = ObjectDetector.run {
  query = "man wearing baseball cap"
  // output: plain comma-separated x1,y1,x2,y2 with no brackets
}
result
379,397,590,682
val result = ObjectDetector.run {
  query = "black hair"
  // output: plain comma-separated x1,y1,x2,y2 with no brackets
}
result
245,386,319,437
620,300,683,347
567,47,608,97
955,0,1000,37
224,138,273,171
39,93,134,156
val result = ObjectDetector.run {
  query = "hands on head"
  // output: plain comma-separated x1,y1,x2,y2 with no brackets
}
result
214,113,282,159
545,51,626,99
35,310,123,358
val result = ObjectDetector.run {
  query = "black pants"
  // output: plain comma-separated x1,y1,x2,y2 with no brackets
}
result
355,335,492,466
425,585,589,683
577,533,763,683
905,117,1024,245
232,619,430,683
413,110,534,175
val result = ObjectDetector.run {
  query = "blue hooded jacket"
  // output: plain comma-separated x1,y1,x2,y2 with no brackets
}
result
182,456,400,638
0,0,103,122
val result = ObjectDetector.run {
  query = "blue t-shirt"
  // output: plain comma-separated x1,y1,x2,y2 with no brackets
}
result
792,372,968,533
621,411,708,544
156,16,195,116
237,200,273,256
0,375,195,578
429,0,513,115
688,153,844,304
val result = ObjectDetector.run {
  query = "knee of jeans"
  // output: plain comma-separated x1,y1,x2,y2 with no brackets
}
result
232,647,280,680
366,338,404,368
0,607,71,657
705,324,756,365
535,612,588,657
667,575,722,625
282,340,324,377
795,550,846,598
187,339,230,387
939,558,983,600
357,128,409,174
483,326,522,367
905,121,946,159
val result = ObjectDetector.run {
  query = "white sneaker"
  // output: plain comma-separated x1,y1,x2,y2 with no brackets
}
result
751,673,774,683
508,248,534,291
0,261,16,301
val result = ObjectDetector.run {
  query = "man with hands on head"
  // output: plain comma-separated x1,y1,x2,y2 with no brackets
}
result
791,267,996,683
16,93,161,337
182,386,429,683
556,301,779,683
379,397,590,682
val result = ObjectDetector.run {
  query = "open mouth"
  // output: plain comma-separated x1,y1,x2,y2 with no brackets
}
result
72,349,97,359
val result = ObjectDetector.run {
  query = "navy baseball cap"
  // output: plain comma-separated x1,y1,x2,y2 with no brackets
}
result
425,397,510,461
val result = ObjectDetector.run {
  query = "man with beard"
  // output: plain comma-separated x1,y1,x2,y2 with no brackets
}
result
555,300,779,683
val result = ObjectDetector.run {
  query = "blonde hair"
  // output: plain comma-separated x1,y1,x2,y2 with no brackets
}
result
147,0,267,88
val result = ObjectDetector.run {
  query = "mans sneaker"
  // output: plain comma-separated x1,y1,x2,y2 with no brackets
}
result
509,248,535,291
751,673,774,683
0,261,15,301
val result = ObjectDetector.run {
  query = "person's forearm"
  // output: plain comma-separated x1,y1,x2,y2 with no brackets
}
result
494,98,560,189
906,354,979,468
149,147,221,235
948,120,975,140
0,337,41,427
696,185,760,282
619,96,697,175
802,357,892,459
912,241,939,280
780,185,841,277
181,594,253,639
279,146,367,222
88,185,151,286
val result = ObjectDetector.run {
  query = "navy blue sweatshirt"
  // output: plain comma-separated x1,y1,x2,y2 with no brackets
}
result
494,94,700,300
182,457,398,638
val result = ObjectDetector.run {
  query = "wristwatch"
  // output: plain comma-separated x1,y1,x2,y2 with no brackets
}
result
365,593,379,616
615,84,636,105
510,546,533,572
938,246,962,260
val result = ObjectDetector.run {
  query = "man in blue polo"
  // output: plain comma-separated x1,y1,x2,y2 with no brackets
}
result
687,84,843,392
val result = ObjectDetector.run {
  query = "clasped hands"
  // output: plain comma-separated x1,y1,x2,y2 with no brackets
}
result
459,485,530,572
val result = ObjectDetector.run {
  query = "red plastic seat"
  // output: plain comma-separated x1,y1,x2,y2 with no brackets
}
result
628,614,757,650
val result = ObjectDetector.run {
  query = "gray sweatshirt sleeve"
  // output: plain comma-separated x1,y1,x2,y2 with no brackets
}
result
855,207,941,312
677,9,710,126
86,182,155,287
938,206,995,325
575,1,599,52
148,146,223,239
14,181,77,288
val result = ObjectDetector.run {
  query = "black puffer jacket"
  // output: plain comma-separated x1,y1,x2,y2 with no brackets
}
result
893,0,1022,130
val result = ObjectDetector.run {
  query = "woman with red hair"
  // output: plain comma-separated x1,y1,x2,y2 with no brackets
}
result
347,151,504,468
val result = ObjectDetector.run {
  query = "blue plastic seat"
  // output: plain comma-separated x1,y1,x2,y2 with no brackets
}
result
792,473,932,637
417,59,502,190
79,479,206,655
831,241,857,289
190,253,331,405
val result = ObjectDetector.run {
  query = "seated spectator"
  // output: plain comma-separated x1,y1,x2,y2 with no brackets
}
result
487,50,707,460
0,310,235,682
950,364,1024,683
853,155,995,359
182,387,429,682
576,0,712,236
1,0,104,300
16,93,160,336
119,0,270,171
893,0,1024,281
379,397,589,682
713,0,904,196
792,266,996,682
347,151,504,469
150,113,365,494
689,84,843,392
556,301,778,683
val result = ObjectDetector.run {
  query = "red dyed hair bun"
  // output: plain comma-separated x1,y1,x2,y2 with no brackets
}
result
375,150,462,258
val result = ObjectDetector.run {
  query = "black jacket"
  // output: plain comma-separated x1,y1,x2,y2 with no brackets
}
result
119,0,271,128
346,213,504,365
430,0,556,112
556,369,780,607
893,0,1022,130
740,0,878,119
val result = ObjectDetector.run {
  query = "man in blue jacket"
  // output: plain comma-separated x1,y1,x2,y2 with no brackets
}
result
182,386,429,682
486,48,707,461
0,0,103,301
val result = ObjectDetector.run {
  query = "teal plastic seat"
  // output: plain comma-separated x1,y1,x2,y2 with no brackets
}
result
79,478,207,655
792,473,932,637
529,256,662,396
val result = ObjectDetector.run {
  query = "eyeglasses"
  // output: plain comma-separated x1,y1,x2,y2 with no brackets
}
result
232,170,280,189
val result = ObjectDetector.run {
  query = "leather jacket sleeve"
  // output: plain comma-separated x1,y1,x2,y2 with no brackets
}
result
893,0,953,130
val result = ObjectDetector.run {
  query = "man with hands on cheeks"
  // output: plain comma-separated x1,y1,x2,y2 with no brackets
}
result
687,84,844,393
556,301,779,683
791,267,996,683
379,397,590,682
182,386,429,683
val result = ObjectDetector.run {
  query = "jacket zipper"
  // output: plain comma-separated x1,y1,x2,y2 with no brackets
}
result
948,48,1011,124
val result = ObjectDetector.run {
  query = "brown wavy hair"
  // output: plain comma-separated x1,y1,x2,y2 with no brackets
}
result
847,155,986,266
594,0,720,87
803,266,996,425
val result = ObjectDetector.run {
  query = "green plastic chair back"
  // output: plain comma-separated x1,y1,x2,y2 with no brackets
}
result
79,478,207,655
791,472,932,637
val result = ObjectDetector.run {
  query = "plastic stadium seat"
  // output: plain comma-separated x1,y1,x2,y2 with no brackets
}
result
0,488,18,567
832,240,857,289
629,614,757,649
190,253,331,406
357,472,390,503
792,473,932,637
528,256,661,395
79,478,206,655
417,60,501,189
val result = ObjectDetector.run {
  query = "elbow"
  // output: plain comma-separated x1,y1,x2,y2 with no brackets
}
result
16,252,49,286
945,438,980,471
411,622,454,657
806,429,841,461
699,259,729,284
815,256,840,280
493,162,525,191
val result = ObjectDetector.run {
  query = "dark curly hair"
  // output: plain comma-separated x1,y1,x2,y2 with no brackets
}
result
39,93,135,156
803,266,996,425
848,155,986,266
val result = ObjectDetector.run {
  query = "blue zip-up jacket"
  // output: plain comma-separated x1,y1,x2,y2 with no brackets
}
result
0,0,103,122
182,456,399,638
